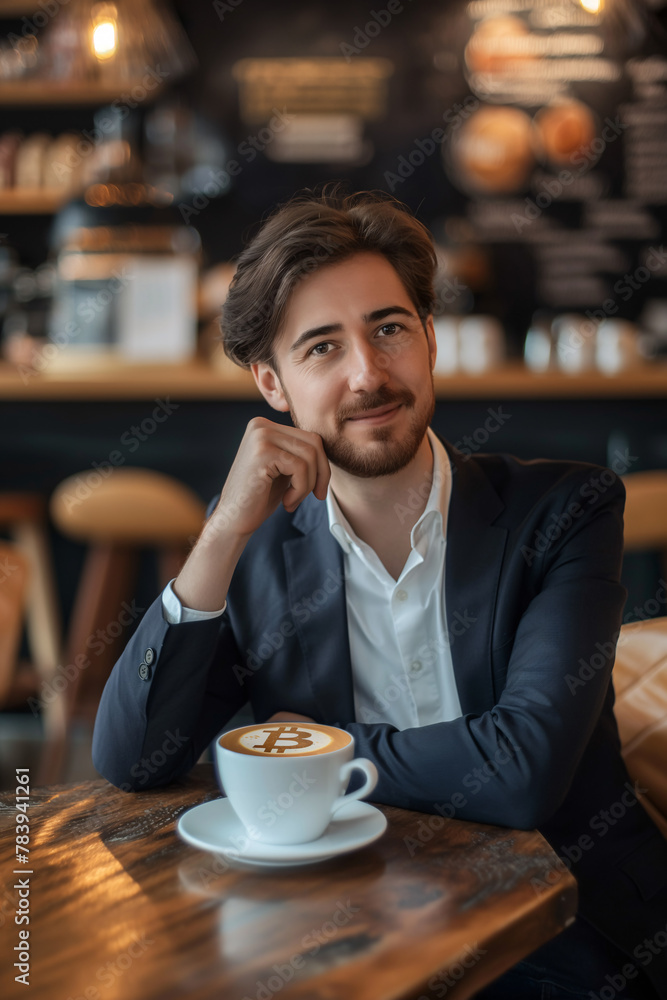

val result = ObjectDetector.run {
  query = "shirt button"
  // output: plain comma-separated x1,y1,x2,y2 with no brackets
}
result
138,662,151,681
410,660,423,675
144,647,156,666
395,589,408,602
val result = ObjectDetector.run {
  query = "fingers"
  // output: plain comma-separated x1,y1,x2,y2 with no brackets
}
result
274,425,331,502
266,448,315,511
268,428,330,508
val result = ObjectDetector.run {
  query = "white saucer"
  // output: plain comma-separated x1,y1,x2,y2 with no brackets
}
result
177,797,387,867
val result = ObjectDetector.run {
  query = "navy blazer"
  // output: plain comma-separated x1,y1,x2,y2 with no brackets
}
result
93,439,667,997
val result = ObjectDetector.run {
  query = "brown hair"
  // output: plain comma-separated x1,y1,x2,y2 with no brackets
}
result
221,183,437,370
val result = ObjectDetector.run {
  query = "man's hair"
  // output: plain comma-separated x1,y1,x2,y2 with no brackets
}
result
221,183,438,370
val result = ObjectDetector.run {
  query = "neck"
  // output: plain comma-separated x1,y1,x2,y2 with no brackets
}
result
329,432,435,542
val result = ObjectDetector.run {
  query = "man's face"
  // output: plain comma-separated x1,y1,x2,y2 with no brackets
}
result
254,251,437,479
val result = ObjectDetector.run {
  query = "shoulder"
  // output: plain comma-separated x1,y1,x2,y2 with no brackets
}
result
443,440,626,528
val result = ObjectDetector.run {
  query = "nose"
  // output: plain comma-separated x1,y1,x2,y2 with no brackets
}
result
346,339,391,393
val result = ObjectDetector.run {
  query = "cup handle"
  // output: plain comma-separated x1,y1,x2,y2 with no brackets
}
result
330,758,378,817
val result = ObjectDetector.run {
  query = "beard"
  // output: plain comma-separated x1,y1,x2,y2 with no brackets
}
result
284,380,436,479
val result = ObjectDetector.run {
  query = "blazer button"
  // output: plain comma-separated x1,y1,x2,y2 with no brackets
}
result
144,647,156,666
138,662,151,681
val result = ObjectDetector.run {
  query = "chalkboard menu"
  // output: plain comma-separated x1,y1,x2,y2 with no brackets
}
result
416,0,667,353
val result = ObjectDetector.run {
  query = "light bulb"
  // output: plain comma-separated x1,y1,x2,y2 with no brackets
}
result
92,21,117,59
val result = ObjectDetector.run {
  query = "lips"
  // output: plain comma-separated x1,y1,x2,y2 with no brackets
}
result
348,403,401,421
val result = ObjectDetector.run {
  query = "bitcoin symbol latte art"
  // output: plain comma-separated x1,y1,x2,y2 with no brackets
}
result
252,725,315,754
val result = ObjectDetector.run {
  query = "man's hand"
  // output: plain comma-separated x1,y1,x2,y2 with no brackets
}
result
210,416,331,540
173,417,329,612
266,711,316,724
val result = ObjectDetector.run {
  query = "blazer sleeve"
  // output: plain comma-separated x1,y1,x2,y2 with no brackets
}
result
91,595,249,790
339,471,627,829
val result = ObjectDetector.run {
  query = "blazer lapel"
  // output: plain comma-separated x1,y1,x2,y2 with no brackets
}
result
283,495,355,723
442,440,509,715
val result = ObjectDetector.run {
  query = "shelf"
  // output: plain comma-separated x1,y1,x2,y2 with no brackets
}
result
0,78,165,106
0,360,666,401
0,188,75,214
0,1,39,13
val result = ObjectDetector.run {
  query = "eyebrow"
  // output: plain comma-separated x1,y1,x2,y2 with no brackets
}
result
288,306,417,354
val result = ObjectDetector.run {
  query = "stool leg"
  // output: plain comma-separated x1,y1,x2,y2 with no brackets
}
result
11,519,62,683
158,545,190,589
38,544,136,785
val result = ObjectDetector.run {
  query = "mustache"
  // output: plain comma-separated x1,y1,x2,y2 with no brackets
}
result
337,387,416,423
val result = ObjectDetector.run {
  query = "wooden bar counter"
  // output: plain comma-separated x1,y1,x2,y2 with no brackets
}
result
1,359,667,400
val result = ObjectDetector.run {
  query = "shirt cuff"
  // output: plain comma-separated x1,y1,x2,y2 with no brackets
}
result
161,579,227,624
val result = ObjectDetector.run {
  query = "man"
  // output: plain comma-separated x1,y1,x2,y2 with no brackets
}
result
93,188,667,999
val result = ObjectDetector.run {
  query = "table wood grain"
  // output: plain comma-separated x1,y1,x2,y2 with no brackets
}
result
0,765,577,1000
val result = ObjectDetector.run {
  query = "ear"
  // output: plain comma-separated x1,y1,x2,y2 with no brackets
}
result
251,362,290,412
425,315,437,372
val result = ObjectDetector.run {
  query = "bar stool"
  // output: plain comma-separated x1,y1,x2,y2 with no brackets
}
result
0,540,30,706
622,470,667,576
46,467,206,783
0,493,62,698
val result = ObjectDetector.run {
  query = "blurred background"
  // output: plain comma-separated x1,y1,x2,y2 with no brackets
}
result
0,0,666,787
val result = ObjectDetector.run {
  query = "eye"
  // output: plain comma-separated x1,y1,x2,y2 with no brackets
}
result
308,341,333,357
378,323,402,336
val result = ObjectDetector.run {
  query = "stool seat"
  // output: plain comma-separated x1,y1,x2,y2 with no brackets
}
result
622,470,667,552
50,468,206,545
44,467,206,784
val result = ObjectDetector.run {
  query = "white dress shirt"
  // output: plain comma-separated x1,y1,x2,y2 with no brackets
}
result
162,427,462,730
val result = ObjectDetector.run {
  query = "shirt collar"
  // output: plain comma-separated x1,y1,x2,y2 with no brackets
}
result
326,427,452,555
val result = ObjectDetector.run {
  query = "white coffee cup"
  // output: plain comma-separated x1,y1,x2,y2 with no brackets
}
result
458,315,505,373
432,316,459,374
595,319,642,374
553,313,597,373
215,722,378,846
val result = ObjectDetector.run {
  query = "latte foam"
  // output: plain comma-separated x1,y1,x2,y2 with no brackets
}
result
219,723,350,757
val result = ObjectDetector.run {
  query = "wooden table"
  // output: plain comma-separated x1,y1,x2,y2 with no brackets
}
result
0,765,576,1000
